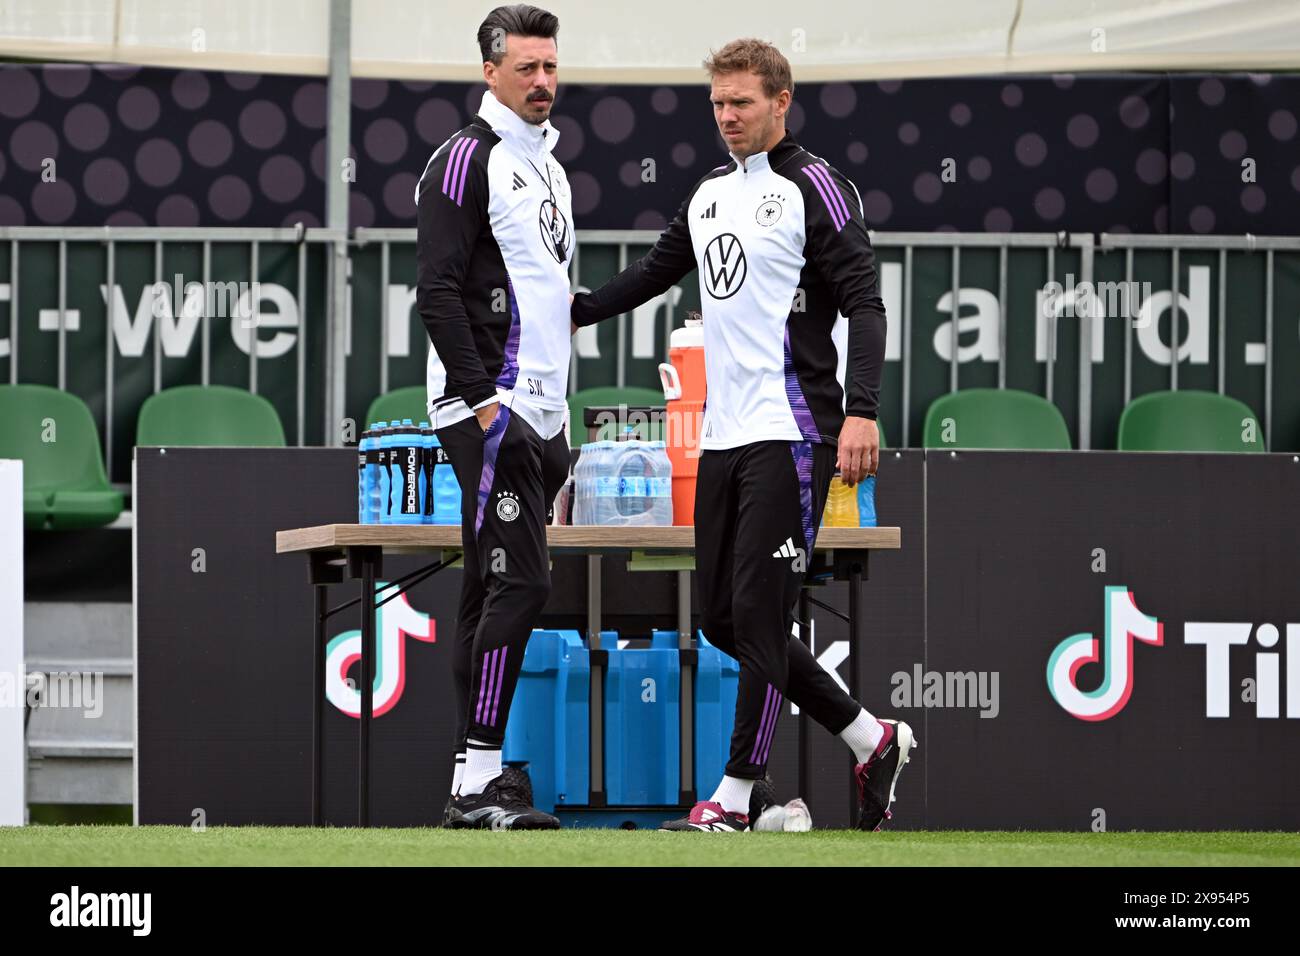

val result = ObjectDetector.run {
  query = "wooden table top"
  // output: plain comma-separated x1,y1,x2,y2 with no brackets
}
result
276,523,900,555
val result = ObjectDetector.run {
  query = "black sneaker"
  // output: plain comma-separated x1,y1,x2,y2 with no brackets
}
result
659,800,750,832
444,773,560,830
854,719,917,831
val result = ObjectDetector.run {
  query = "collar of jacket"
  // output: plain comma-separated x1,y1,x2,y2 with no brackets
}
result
474,88,560,157
728,129,801,173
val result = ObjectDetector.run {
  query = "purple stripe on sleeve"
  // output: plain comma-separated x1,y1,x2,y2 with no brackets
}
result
801,164,845,231
750,685,777,764
809,163,852,227
442,138,468,198
475,405,511,534
489,646,509,725
454,139,480,205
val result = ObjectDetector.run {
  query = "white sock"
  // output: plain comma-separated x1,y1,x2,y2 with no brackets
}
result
461,743,502,795
451,752,466,796
840,708,885,764
709,775,755,816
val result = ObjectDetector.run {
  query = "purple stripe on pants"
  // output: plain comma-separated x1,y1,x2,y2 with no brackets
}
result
750,685,778,764
758,691,784,765
474,648,494,723
475,405,510,534
488,647,509,726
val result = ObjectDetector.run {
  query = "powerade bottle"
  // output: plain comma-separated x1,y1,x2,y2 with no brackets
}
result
357,426,372,523
420,424,435,525
431,432,461,525
365,422,388,524
391,419,424,525
375,423,393,523
379,423,402,524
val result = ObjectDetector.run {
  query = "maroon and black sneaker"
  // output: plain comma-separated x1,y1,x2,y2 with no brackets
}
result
659,800,750,832
854,719,917,831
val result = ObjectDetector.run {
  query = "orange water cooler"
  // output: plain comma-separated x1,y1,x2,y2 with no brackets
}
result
658,319,705,526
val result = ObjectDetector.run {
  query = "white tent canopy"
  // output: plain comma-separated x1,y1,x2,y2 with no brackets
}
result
2,0,1298,80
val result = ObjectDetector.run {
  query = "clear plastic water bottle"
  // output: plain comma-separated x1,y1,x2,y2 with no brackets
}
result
593,440,621,526
616,436,655,524
573,442,593,525
649,440,673,526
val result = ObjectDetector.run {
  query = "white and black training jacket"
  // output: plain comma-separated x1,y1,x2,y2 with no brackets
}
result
415,90,575,430
571,130,887,451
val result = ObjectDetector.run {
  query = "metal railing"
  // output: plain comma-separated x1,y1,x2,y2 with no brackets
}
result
2,226,1297,473
0,226,345,480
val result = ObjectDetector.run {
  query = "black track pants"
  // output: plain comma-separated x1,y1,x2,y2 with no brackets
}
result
435,405,569,749
695,440,862,780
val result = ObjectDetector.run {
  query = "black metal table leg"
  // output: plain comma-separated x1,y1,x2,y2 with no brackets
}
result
343,545,383,828
848,559,863,825
797,586,811,804
313,583,326,827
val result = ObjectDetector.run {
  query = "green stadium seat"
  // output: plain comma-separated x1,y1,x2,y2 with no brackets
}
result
136,385,286,446
1117,390,1265,453
922,388,1072,450
568,386,666,441
364,386,431,429
0,384,124,530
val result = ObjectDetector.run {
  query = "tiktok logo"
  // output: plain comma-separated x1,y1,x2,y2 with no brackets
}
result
1047,586,1164,721
325,583,436,717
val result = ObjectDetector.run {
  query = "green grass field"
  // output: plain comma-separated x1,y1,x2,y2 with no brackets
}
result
2,827,1298,866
